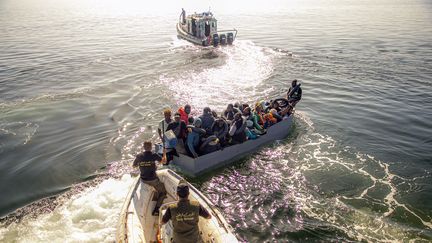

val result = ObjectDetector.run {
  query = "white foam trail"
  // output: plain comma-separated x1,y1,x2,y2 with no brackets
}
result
161,40,274,111
0,175,134,242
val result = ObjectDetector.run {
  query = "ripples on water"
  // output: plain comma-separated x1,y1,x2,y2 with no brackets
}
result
1,0,432,242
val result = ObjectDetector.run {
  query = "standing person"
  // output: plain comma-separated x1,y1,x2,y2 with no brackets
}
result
199,107,215,135
167,112,187,141
158,109,173,141
161,180,212,243
167,112,188,154
178,104,191,125
133,141,167,216
287,79,302,107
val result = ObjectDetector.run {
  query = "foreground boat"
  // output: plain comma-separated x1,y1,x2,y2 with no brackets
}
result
177,9,237,47
172,115,294,177
116,169,238,243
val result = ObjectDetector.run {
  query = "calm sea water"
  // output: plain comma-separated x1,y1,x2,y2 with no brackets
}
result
1,0,431,241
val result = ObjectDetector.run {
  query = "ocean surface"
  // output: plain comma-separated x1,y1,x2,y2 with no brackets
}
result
1,0,431,241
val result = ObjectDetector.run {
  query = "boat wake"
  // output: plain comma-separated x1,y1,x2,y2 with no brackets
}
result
161,40,274,112
0,173,134,242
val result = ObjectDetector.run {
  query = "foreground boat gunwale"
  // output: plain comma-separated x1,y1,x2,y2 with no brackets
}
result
116,169,237,242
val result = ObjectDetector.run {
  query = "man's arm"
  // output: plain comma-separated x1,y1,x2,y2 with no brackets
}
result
161,208,171,224
199,205,212,219
132,155,140,168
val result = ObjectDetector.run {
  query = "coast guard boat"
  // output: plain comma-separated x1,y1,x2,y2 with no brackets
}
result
176,9,237,47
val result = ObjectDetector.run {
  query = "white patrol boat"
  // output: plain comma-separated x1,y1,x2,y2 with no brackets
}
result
176,9,237,47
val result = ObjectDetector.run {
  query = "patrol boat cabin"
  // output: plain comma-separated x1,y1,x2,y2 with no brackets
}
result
176,9,237,47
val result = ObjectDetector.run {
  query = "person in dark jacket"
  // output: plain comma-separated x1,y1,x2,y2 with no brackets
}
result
228,113,247,144
186,118,206,158
161,180,211,243
199,107,215,135
133,141,167,216
199,135,221,155
223,103,240,121
287,79,302,107
211,118,229,146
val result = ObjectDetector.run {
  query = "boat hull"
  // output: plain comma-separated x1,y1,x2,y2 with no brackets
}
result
173,115,294,177
176,23,209,46
116,169,238,243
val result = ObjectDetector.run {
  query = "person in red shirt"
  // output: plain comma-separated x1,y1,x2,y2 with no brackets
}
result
178,104,191,125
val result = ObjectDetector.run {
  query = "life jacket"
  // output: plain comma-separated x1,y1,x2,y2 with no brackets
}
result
178,107,189,125
169,199,200,243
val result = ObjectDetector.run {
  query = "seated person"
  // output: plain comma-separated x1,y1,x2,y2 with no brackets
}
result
287,79,302,107
161,180,212,243
186,118,206,158
211,118,229,146
199,135,221,155
199,107,215,135
228,113,247,144
263,113,277,128
271,100,282,113
270,108,283,122
223,103,240,121
243,106,265,135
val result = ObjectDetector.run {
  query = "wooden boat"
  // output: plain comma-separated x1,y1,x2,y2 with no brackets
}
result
116,169,238,243
176,9,237,47
172,115,294,177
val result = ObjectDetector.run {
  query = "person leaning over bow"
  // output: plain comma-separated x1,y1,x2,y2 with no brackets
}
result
133,141,167,216
287,79,302,107
161,180,212,243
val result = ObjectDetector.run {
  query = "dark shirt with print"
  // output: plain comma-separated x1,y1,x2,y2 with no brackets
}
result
133,151,162,181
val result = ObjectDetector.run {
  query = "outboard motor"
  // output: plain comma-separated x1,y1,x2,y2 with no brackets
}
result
227,32,234,45
220,34,227,45
212,33,219,47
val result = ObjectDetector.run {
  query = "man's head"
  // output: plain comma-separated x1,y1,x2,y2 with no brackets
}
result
184,104,191,114
227,104,233,111
177,180,189,199
193,117,202,128
163,109,172,120
203,107,211,115
143,141,152,151
174,112,181,122
292,79,298,87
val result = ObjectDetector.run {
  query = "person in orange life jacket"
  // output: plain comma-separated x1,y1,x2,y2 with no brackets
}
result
287,79,302,107
133,141,167,216
178,104,191,125
161,180,211,243
270,102,283,122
